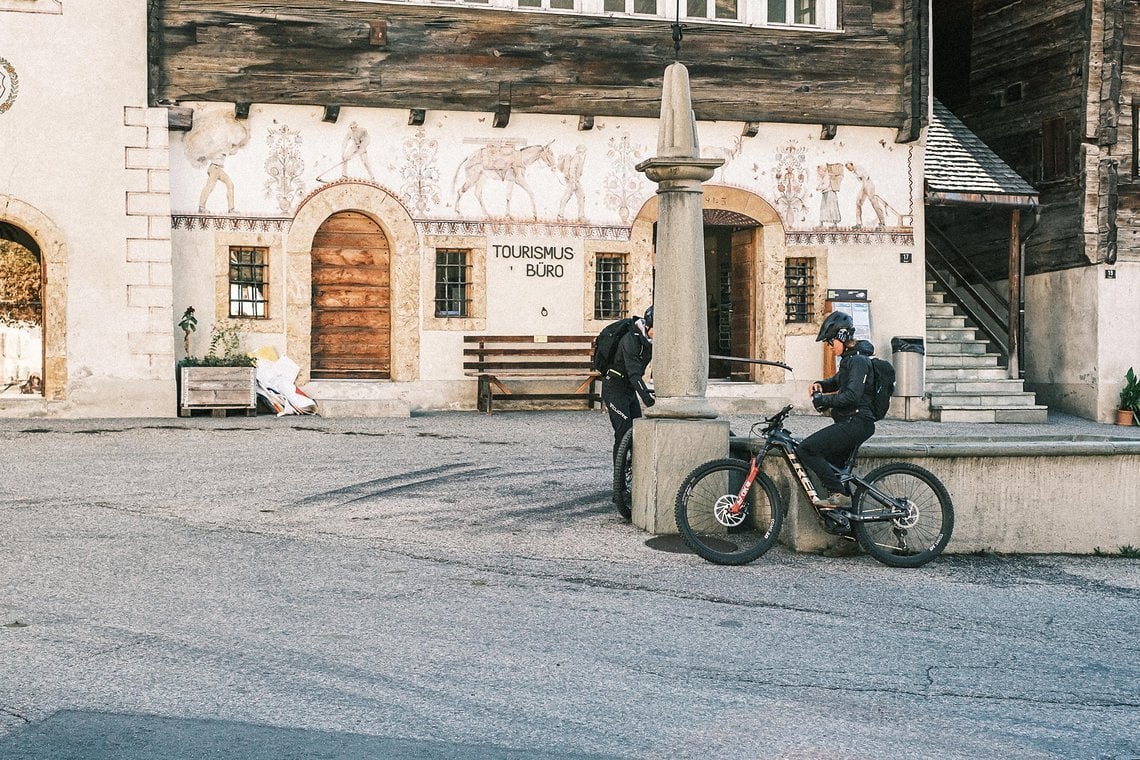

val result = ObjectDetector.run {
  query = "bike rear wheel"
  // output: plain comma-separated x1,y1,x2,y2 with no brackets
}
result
675,459,784,565
612,429,633,521
852,462,954,568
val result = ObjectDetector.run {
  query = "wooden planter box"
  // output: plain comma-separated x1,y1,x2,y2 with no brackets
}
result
179,366,257,417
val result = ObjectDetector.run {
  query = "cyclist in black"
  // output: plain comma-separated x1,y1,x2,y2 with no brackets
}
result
800,310,876,510
602,306,654,461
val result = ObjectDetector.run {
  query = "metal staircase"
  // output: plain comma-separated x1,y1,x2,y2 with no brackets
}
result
925,280,1048,423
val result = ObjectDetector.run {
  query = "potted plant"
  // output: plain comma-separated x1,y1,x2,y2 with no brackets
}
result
177,309,257,417
1118,366,1139,426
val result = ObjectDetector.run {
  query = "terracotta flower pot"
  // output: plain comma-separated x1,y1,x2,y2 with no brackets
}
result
1117,408,1135,426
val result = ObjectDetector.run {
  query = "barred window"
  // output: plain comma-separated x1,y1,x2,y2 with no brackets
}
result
435,249,471,318
594,253,628,320
785,257,815,323
228,246,268,318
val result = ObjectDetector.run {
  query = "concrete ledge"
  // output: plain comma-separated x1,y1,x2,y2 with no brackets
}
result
770,434,1140,555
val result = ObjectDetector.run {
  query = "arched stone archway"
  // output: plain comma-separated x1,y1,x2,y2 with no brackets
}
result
287,183,420,382
0,196,67,399
631,186,789,383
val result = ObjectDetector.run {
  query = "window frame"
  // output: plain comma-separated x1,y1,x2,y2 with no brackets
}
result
227,245,269,319
434,248,473,319
784,256,816,325
593,252,629,321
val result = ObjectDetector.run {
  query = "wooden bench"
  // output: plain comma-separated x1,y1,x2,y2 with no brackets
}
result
463,334,601,413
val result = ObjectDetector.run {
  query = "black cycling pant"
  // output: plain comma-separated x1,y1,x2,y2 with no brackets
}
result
798,415,875,495
602,379,642,462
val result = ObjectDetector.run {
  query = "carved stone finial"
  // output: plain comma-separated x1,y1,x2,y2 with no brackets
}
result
657,63,700,159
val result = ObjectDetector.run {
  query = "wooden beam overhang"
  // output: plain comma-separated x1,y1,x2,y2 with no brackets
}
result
150,0,918,129
925,191,1039,209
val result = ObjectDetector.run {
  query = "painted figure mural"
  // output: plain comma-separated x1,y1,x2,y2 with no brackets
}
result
845,161,887,230
184,108,250,215
453,142,557,219
557,145,588,221
816,163,844,227
317,121,376,183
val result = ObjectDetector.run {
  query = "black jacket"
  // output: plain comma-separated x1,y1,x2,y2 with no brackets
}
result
817,347,874,421
608,325,654,406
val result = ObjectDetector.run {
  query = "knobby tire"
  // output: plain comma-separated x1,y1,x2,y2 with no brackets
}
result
613,429,633,521
674,458,784,565
852,462,954,568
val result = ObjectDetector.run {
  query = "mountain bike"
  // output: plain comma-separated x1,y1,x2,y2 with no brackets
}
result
674,404,954,568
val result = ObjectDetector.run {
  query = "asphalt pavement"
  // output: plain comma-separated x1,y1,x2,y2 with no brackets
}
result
0,409,1137,759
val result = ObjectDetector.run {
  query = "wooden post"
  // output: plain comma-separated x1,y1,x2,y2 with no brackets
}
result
1008,209,1022,380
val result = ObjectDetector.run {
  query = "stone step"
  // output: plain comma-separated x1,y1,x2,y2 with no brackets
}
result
926,379,1032,394
926,366,1009,381
926,316,968,331
925,354,1002,370
931,405,1050,424
928,326,979,342
925,305,961,320
303,380,413,417
926,340,990,355
928,391,1040,407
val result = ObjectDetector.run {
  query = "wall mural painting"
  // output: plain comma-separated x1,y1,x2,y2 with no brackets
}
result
316,121,375,183
264,124,306,214
556,145,588,222
773,141,810,225
397,129,442,217
703,134,744,183
761,139,912,233
453,140,557,219
604,134,650,225
0,56,19,115
184,108,250,215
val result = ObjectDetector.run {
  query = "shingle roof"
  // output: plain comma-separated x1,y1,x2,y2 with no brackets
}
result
925,100,1038,207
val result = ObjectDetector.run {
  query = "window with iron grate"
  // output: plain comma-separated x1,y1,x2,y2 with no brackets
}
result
785,257,815,323
594,253,628,320
435,249,472,318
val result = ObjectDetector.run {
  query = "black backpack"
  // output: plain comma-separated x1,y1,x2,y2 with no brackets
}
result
868,357,895,421
593,317,637,374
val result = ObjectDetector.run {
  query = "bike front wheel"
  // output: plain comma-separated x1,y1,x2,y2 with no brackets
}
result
852,462,954,568
674,459,784,565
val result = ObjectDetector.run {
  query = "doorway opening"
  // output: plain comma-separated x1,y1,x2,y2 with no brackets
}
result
0,221,43,396
703,211,761,380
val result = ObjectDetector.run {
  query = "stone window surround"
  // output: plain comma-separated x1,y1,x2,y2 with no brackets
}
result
214,233,283,334
286,183,420,383
422,236,487,331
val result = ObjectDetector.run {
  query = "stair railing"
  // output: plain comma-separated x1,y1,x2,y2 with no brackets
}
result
925,225,1010,363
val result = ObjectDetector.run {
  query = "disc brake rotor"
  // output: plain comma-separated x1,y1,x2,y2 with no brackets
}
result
893,499,921,529
713,494,748,528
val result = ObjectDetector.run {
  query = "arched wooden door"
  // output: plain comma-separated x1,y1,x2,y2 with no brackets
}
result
310,211,391,379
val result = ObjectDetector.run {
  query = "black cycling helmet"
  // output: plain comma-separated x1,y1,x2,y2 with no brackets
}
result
816,310,854,343
643,305,654,328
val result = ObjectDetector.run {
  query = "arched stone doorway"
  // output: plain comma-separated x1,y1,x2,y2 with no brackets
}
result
0,222,42,395
309,211,392,379
0,198,67,399
631,186,788,383
287,183,419,383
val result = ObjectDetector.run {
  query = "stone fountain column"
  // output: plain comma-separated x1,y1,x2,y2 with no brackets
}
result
629,62,730,534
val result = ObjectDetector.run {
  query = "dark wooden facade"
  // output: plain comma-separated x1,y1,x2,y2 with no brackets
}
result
932,0,1137,275
150,0,927,137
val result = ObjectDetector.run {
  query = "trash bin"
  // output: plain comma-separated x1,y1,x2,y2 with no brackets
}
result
891,336,925,397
